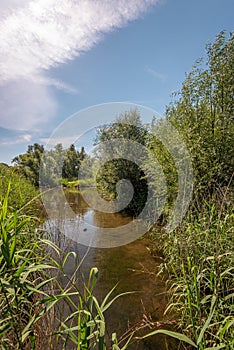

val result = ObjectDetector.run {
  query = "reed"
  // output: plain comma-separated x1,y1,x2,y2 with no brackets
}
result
147,187,234,349
0,181,134,349
0,183,54,349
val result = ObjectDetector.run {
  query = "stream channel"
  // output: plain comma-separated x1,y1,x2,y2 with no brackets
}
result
44,190,177,350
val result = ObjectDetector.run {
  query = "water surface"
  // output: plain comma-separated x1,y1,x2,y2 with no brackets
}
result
44,190,176,349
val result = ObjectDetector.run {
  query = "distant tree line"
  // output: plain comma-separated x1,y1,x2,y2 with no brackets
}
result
12,143,86,187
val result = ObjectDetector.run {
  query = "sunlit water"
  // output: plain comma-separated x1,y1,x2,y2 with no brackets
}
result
43,190,177,349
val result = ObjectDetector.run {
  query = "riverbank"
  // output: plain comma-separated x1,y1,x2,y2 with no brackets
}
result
147,190,234,349
62,178,94,189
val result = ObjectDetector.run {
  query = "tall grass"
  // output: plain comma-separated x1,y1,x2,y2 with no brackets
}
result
0,178,134,349
0,164,40,215
49,260,134,350
0,183,53,349
148,188,234,349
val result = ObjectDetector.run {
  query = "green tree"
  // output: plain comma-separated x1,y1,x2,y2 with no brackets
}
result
166,30,234,192
40,143,87,186
62,144,78,179
62,144,87,179
12,143,44,187
94,109,148,216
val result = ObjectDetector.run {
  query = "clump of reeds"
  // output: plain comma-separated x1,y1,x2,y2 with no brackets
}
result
146,187,234,349
0,182,134,349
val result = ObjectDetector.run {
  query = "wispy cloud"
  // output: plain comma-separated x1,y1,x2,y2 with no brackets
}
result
1,134,32,146
0,0,29,16
0,0,160,85
0,0,160,131
39,136,80,149
0,125,35,146
0,79,57,130
145,65,167,83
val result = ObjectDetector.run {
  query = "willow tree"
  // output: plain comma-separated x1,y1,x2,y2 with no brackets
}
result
94,109,148,216
166,30,234,192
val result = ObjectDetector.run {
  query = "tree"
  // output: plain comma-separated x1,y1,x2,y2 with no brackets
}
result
40,143,87,187
12,143,44,187
94,109,148,216
166,30,234,192
62,144,87,179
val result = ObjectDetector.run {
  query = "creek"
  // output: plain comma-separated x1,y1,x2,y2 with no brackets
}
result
44,190,176,350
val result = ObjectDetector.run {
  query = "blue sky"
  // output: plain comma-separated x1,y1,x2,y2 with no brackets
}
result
0,0,233,164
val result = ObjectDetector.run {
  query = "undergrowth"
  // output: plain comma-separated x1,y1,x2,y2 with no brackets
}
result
0,180,134,349
148,188,234,349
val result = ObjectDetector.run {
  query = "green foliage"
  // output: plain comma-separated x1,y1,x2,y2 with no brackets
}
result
12,143,87,187
94,109,148,216
61,178,95,188
62,178,79,188
166,31,234,192
52,264,134,350
0,179,134,349
143,117,179,223
1,29,233,350
146,30,234,349
95,109,147,145
40,143,87,187
12,143,44,187
154,192,234,349
62,145,86,179
0,183,54,349
0,163,39,215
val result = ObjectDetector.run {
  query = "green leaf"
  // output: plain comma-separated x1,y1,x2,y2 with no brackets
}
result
205,345,225,350
137,329,197,348
197,295,217,345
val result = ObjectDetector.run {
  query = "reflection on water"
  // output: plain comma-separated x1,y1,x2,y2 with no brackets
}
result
42,187,149,248
44,190,177,350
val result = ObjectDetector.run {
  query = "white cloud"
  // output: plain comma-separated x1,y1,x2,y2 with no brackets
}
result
0,0,160,131
0,0,159,84
0,0,30,17
0,79,57,130
1,133,32,146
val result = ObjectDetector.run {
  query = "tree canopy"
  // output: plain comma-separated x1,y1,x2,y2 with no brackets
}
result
12,143,87,187
166,30,234,191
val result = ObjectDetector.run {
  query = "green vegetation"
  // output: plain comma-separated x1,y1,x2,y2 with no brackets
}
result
94,110,148,216
145,31,234,349
93,31,234,348
12,143,87,187
167,30,233,192
62,178,95,189
54,266,134,350
0,30,233,349
0,171,133,349
0,163,40,215
0,177,50,349
12,143,44,187
147,191,233,349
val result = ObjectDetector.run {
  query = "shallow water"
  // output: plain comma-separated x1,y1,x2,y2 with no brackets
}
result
44,190,177,349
